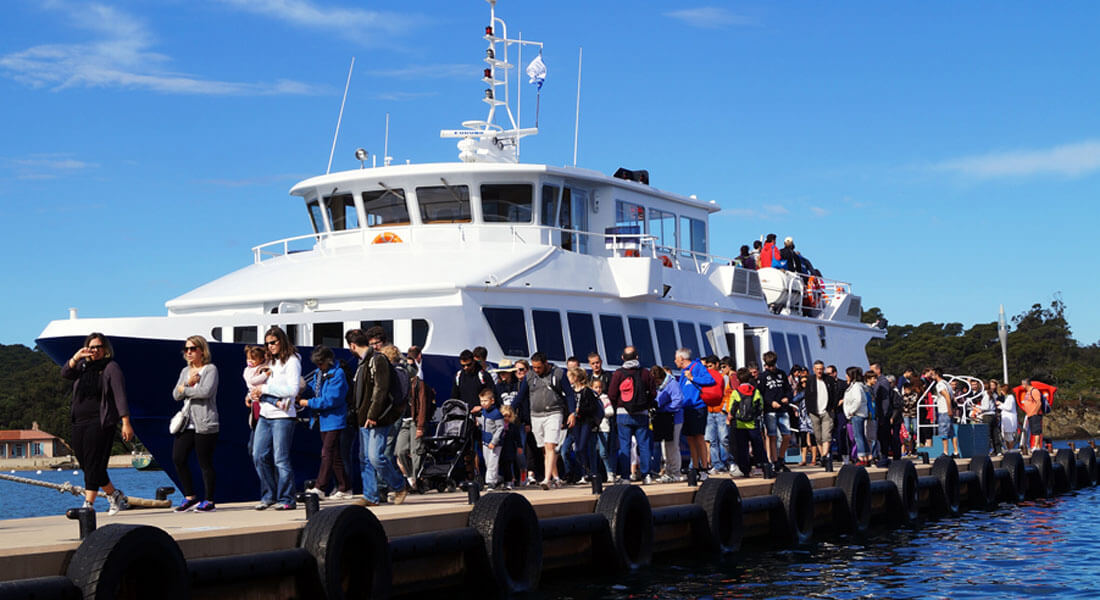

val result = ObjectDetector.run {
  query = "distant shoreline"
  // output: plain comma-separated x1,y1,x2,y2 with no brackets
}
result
0,455,135,472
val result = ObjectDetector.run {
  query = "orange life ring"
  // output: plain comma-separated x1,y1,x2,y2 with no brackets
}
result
660,255,674,268
372,231,403,244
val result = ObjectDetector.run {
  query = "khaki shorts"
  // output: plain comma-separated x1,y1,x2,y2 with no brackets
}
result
810,412,834,445
532,413,563,447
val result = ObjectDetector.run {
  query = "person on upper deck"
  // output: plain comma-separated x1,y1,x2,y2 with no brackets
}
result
759,234,781,268
780,237,803,274
737,245,756,270
750,240,763,267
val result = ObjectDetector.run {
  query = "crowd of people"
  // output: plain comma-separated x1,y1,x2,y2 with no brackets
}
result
60,326,1054,513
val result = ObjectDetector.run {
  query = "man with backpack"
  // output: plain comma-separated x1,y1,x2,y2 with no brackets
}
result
725,367,764,478
608,346,657,483
349,327,407,506
675,348,716,479
453,349,494,407
520,352,568,489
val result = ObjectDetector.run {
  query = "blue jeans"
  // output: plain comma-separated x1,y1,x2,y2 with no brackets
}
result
596,429,617,479
903,416,918,450
360,425,405,503
705,411,731,469
252,417,296,506
850,415,869,457
616,413,652,477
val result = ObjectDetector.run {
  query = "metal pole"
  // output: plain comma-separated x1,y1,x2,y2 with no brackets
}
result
573,47,582,166
998,304,1009,384
326,57,356,174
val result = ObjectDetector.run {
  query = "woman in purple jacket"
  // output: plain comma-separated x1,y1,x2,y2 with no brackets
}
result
60,333,133,515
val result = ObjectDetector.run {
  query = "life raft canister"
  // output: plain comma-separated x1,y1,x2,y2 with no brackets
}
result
372,231,403,244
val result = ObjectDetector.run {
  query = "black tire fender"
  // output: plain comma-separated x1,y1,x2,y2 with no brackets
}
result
594,484,653,572
968,455,997,508
300,504,391,600
468,492,542,595
1077,446,1098,487
930,455,960,516
65,524,188,600
692,478,743,553
1000,452,1027,503
772,472,814,545
1054,449,1078,492
887,460,919,524
1030,449,1053,498
836,464,871,533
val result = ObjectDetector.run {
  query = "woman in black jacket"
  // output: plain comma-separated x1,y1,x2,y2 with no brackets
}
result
60,332,133,515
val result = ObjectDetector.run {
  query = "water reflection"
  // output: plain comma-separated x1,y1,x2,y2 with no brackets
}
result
539,487,1100,600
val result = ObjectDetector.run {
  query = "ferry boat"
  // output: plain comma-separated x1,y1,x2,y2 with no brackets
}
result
36,1,884,502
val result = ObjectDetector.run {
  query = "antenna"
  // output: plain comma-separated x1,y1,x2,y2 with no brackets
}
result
573,47,582,167
384,113,392,166
327,57,356,175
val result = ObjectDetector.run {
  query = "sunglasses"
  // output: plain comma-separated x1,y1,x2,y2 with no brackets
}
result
516,367,528,372
265,340,279,346
88,345,105,351
183,346,200,353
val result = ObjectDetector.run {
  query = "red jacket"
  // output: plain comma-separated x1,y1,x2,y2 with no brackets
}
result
759,242,780,268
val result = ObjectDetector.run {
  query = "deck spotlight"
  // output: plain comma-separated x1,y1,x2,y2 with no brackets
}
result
355,148,368,169
304,298,319,309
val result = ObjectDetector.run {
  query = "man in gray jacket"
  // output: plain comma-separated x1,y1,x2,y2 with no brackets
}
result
521,351,567,489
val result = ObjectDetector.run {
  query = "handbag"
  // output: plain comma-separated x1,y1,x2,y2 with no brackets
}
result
169,399,191,434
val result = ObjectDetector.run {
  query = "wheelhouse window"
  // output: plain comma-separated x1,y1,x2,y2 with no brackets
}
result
615,200,645,231
307,199,325,233
649,208,676,252
559,187,589,253
680,216,706,258
417,184,470,223
483,308,528,357
481,184,533,223
362,187,409,227
540,185,559,226
628,317,657,368
532,309,566,362
325,193,358,231
599,315,627,366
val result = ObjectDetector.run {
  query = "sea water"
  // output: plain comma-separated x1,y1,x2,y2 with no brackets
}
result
0,468,175,520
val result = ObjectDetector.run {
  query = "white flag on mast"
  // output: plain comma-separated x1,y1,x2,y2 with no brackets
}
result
526,54,546,89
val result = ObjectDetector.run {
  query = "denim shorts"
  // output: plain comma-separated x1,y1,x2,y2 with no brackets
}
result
937,413,955,439
764,412,791,436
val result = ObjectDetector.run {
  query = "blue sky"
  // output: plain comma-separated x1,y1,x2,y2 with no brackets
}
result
2,1,1098,347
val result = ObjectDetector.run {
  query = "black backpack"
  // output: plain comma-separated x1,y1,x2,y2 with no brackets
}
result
617,368,650,411
735,385,761,423
377,359,410,424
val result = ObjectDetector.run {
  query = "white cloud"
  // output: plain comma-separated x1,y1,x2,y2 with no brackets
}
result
4,154,99,180
664,7,757,29
217,0,421,42
368,64,475,80
934,140,1100,178
0,1,317,95
809,206,828,217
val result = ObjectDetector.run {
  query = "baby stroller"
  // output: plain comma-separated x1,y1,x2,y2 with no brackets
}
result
416,399,476,493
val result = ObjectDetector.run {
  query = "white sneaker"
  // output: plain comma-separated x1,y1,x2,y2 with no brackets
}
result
305,487,327,499
407,477,417,488
708,467,721,475
698,470,710,481
729,467,745,478
539,479,551,490
329,490,352,500
643,474,655,485
81,500,94,511
107,490,128,516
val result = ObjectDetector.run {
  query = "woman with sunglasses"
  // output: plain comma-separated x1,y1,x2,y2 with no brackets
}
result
61,332,133,515
248,326,301,510
171,335,220,512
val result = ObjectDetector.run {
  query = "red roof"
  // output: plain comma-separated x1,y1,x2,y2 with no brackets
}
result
0,430,59,441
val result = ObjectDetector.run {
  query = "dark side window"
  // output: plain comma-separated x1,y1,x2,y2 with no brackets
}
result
567,312,598,359
481,184,533,223
532,310,566,362
418,184,471,223
628,317,656,368
653,319,677,366
482,308,528,357
600,315,627,366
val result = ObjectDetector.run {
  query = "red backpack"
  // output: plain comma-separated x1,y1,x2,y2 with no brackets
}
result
700,367,724,407
617,369,650,411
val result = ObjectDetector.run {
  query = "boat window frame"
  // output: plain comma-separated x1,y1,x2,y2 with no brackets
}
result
627,316,657,369
653,318,678,366
416,182,472,224
599,314,627,367
531,308,567,362
361,186,411,228
306,196,328,233
324,192,359,231
480,183,534,224
677,320,701,359
482,307,529,358
566,312,599,361
680,215,707,258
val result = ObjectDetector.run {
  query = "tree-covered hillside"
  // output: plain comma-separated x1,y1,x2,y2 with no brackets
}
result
0,344,73,443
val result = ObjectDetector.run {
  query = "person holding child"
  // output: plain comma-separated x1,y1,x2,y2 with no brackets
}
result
248,326,300,510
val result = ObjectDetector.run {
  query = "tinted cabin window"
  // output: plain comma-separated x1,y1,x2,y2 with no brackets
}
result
800,335,813,366
234,326,257,344
286,324,300,345
325,193,358,230
541,185,559,226
699,324,715,357
483,308,528,357
362,188,409,227
418,184,470,223
616,200,645,230
532,310,566,362
678,321,700,358
770,331,790,372
360,320,395,345
210,327,222,342
307,199,324,233
314,322,344,347
412,319,430,348
599,315,627,366
786,333,805,369
481,184,533,223
653,319,677,366
628,317,656,368
567,312,598,359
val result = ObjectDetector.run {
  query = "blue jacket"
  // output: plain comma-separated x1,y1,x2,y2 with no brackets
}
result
479,405,505,446
656,377,684,425
678,359,716,410
302,366,349,432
